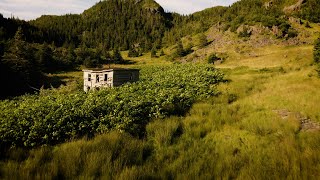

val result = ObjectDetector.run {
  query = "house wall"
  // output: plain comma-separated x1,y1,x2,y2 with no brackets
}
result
84,69,139,92
113,70,139,87
84,71,114,92
83,71,92,92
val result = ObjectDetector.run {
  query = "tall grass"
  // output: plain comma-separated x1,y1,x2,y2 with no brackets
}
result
1,45,320,179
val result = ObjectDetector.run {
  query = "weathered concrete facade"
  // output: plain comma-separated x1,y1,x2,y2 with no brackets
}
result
83,68,139,92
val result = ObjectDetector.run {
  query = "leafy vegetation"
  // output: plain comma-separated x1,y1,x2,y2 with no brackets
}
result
0,0,320,178
1,45,319,179
207,53,221,64
0,64,224,148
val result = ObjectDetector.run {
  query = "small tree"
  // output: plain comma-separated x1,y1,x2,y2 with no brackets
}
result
314,37,320,64
184,42,193,55
128,45,139,57
37,43,54,72
174,40,185,57
314,37,320,77
238,27,252,38
207,53,221,64
83,57,102,68
2,27,43,96
305,21,312,28
151,47,157,58
113,48,124,64
160,49,165,56
198,33,207,48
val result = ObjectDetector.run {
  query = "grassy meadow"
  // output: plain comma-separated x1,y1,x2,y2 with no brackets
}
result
1,43,320,179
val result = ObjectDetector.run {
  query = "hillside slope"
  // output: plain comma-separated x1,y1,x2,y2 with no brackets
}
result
30,0,171,50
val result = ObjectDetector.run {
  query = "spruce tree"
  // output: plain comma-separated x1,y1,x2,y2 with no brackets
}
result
2,27,43,96
314,37,320,77
113,48,123,64
160,49,165,56
151,47,157,58
174,40,185,57
198,33,207,48
37,43,54,72
128,46,139,57
314,37,320,64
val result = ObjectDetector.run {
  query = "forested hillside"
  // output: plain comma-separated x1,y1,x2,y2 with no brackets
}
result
1,0,320,98
30,0,170,50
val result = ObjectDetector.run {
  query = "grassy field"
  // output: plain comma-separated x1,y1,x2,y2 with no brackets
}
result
1,43,320,179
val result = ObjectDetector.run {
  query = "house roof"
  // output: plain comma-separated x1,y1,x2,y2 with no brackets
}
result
83,68,140,72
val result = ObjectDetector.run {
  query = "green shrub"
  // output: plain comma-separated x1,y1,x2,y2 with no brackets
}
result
315,38,320,77
238,27,252,38
197,33,207,48
128,46,140,57
83,58,102,68
287,28,298,39
305,21,312,28
159,49,165,56
151,47,157,58
314,37,320,64
207,53,221,64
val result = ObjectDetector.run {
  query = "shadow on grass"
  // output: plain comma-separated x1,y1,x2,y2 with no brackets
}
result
43,75,68,89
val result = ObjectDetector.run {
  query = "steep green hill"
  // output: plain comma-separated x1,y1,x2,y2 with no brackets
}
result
30,0,171,50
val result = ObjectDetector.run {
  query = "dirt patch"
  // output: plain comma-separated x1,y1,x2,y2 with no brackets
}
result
273,109,320,132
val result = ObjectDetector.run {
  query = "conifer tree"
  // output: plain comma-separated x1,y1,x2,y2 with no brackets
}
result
113,48,123,64
160,49,165,56
2,27,43,96
37,43,54,72
174,40,185,57
151,47,157,58
198,33,207,48
314,37,320,64
128,45,139,57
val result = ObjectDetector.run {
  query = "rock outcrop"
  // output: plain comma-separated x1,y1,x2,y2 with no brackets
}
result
283,0,306,14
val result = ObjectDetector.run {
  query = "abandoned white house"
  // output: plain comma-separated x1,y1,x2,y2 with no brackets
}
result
83,68,140,92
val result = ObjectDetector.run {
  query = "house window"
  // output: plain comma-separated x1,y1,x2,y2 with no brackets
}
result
104,74,108,81
88,74,91,81
96,75,99,83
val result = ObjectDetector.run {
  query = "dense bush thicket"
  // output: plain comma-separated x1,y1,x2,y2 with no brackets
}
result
0,64,224,148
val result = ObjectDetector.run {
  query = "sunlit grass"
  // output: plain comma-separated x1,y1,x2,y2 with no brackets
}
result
1,42,320,179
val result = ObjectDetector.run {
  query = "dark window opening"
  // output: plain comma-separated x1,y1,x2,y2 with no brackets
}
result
88,74,91,81
104,74,108,81
96,75,99,83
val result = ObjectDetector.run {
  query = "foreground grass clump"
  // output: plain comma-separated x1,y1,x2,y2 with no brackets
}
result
0,132,150,179
0,64,224,148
